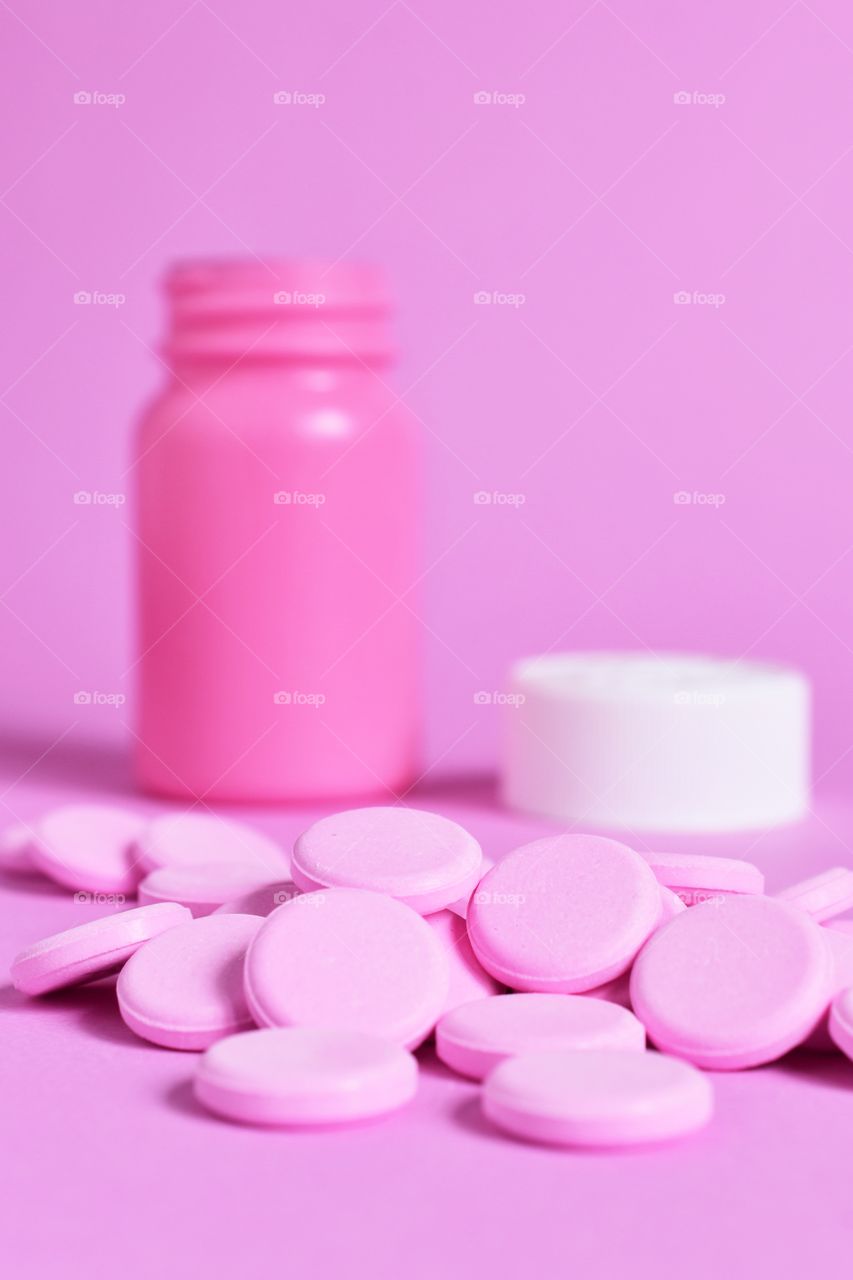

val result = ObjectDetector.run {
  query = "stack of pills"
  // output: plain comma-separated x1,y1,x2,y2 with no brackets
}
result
6,803,853,1148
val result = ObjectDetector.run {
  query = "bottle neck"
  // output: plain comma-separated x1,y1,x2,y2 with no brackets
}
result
163,258,396,370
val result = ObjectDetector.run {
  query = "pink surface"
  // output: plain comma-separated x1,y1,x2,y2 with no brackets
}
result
3,769,853,1274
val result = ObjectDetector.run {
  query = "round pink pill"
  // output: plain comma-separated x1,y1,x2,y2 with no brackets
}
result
482,1049,713,1147
195,1027,418,1127
631,895,831,1069
138,862,284,917
582,970,633,1010
448,855,496,918
135,812,286,875
640,850,764,902
802,926,853,1051
776,867,853,923
437,993,645,1080
117,913,261,1050
28,804,146,894
467,834,661,993
213,881,301,917
291,806,482,915
244,888,450,1048
658,885,687,922
828,985,853,1061
425,910,502,1015
11,902,192,995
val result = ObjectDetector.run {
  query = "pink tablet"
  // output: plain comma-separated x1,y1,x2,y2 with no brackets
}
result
482,1049,713,1147
138,862,284,917
28,804,147,894
582,970,633,1010
467,835,661,992
631,895,831,1069
776,868,853,923
658,885,687,922
213,881,301,917
448,856,495,918
11,903,192,995
135,812,286,875
425,910,502,1014
195,1027,418,1126
0,822,35,873
640,851,764,903
801,925,853,1051
828,985,853,1061
117,913,262,1050
291,807,482,915
244,888,450,1048
436,993,645,1080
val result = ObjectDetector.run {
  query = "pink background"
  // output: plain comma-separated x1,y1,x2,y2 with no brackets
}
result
2,2,853,1276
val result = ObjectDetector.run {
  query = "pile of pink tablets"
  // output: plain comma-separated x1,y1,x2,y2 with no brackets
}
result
6,803,853,1147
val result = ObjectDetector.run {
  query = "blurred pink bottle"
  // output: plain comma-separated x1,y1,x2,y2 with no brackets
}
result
133,259,420,801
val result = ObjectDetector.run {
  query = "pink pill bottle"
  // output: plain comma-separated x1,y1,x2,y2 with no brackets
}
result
132,259,420,801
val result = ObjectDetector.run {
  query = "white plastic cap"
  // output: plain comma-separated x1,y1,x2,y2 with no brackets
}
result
501,652,810,833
